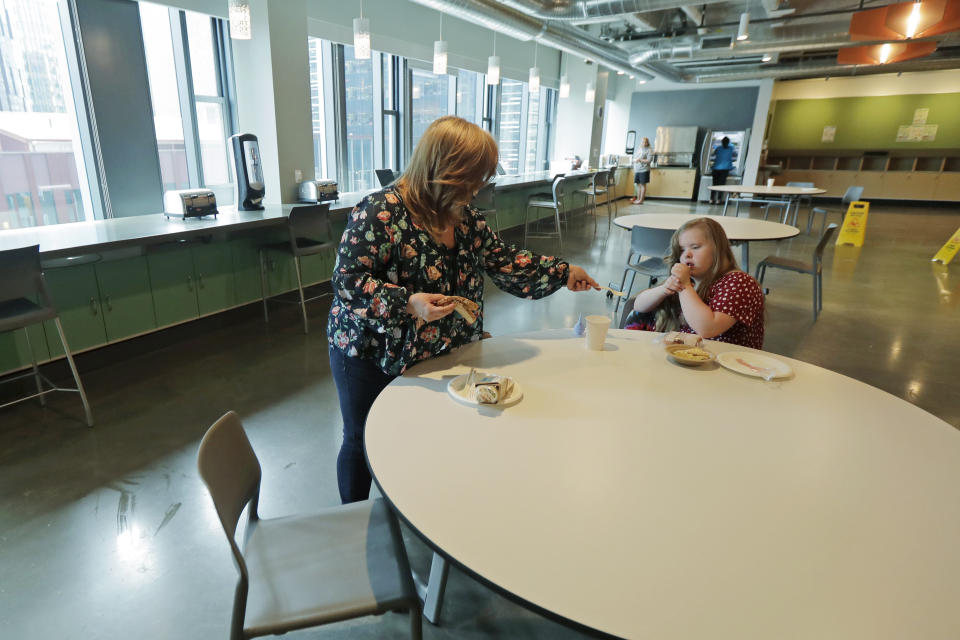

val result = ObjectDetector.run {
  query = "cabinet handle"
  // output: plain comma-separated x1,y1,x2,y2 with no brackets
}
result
187,275,194,292
104,295,113,312
198,274,205,289
89,297,98,315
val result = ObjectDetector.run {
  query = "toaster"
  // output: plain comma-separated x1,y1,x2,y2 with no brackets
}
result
299,179,339,203
163,189,218,219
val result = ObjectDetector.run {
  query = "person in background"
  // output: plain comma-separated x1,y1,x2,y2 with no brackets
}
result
709,136,736,205
569,154,583,170
624,217,764,348
328,115,600,504
631,137,652,204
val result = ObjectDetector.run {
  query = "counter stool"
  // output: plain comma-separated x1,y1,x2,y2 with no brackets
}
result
524,175,566,252
471,183,498,232
0,245,93,426
259,204,334,334
575,171,611,230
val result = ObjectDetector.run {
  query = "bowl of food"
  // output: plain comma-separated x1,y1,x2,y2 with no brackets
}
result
664,344,715,366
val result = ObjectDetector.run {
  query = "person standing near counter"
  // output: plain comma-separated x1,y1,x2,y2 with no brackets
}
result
709,137,736,205
631,137,652,204
327,115,600,504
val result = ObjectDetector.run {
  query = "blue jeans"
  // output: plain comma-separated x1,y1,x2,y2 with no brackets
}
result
329,347,397,504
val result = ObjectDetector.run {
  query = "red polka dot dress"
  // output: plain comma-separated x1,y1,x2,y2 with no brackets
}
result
681,270,764,349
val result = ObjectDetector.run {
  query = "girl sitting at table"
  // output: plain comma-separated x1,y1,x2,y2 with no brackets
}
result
624,217,765,348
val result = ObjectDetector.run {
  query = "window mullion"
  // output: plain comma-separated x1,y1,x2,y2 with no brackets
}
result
170,9,202,187
373,53,385,171
331,44,349,189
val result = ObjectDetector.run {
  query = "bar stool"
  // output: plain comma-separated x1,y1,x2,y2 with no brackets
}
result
259,204,334,334
0,245,93,426
575,171,611,229
471,183,498,232
524,175,566,252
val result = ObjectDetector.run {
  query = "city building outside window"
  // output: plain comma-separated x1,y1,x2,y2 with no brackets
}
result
497,79,525,175
409,66,450,152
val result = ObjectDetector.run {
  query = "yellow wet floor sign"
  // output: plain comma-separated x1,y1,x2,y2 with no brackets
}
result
932,227,960,265
835,201,869,247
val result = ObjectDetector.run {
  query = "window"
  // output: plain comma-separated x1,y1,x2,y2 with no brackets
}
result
455,69,482,125
0,0,96,229
139,3,236,203
524,87,557,173
497,79,525,175
308,38,329,179
382,54,400,171
409,67,450,152
524,87,541,174
341,44,376,192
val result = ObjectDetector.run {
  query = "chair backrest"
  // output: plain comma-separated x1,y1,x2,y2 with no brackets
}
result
786,181,814,188
375,169,397,187
630,226,675,260
593,170,609,189
197,411,261,571
472,182,495,210
842,186,864,205
814,223,839,261
551,175,566,203
0,244,47,305
607,166,618,187
287,203,333,253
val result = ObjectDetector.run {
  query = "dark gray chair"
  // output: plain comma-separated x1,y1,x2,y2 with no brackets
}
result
0,245,92,426
755,223,839,321
259,204,334,334
375,169,398,187
471,182,498,232
525,175,566,252
614,226,674,314
786,181,815,226
575,170,612,230
197,410,422,640
809,186,863,235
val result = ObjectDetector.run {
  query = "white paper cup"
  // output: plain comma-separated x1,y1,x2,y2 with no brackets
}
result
766,178,775,187
585,315,611,351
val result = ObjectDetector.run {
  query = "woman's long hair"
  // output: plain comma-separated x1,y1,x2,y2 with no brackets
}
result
395,116,498,239
654,217,739,332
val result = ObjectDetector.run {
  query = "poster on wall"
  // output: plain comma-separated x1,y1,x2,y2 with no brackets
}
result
896,124,938,142
821,126,836,142
913,108,929,125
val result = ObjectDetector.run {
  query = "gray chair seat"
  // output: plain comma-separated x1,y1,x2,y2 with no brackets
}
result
526,198,556,208
243,500,415,636
756,255,812,273
0,298,57,333
756,223,838,321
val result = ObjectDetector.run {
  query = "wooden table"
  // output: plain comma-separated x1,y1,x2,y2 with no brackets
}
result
613,213,798,271
366,329,960,639
709,184,826,220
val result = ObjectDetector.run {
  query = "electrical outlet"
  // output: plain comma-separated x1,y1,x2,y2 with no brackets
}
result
294,168,303,182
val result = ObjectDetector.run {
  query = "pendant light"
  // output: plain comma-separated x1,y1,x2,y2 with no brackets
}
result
228,0,251,40
559,74,570,98
528,41,540,93
433,13,447,75
353,1,371,60
486,32,500,85
736,9,750,41
584,81,595,103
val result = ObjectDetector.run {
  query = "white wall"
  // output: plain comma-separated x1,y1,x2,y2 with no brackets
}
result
772,69,960,100
306,0,561,86
552,54,599,169
602,74,633,157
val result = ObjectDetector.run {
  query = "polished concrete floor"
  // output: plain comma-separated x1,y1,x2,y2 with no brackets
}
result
1,199,957,639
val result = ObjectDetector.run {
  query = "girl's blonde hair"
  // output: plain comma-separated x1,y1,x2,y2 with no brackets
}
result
395,116,498,238
654,217,739,332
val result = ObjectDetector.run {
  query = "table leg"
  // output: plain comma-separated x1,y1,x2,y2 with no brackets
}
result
741,242,750,272
413,552,449,625
722,192,729,216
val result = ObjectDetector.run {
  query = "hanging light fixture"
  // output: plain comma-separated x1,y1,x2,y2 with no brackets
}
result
637,78,647,87
761,53,772,62
559,74,570,98
433,14,447,75
353,1,370,60
585,81,595,103
486,33,500,85
528,41,540,93
905,1,923,37
737,11,750,41
228,0,251,40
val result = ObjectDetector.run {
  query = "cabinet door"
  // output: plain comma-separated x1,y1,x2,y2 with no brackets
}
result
230,235,265,305
95,257,156,342
43,264,107,355
647,170,664,196
148,247,199,327
0,323,49,374
934,174,960,201
193,242,236,315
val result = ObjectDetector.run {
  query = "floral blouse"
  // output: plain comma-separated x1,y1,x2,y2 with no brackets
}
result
327,187,570,375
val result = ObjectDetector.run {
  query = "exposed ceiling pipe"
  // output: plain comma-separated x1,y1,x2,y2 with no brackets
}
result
688,55,960,82
406,0,656,79
497,0,730,21
680,6,703,26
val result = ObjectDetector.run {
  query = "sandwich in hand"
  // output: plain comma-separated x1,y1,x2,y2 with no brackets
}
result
435,295,480,324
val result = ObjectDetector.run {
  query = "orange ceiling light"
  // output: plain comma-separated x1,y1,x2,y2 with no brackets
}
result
841,0,960,65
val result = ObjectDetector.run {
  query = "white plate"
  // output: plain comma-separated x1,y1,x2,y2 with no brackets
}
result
716,351,793,380
447,371,523,408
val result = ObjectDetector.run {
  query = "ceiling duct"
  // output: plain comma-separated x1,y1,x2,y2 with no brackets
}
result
688,52,960,82
497,0,730,21
407,0,656,79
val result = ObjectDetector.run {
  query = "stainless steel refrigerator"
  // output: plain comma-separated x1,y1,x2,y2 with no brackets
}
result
698,129,750,202
653,126,699,167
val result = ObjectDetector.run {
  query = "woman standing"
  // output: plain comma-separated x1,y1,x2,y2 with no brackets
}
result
328,116,599,503
631,137,652,204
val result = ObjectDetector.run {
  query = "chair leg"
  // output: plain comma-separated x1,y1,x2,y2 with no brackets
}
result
812,273,819,321
23,327,45,407
554,206,563,253
294,255,308,334
54,318,93,427
410,600,423,640
258,249,270,323
422,552,449,624
614,267,630,314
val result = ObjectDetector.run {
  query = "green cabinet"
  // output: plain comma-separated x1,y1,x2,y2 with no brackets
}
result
231,236,265,305
193,242,235,315
148,247,199,327
0,323,49,374
43,264,107,356
94,257,156,341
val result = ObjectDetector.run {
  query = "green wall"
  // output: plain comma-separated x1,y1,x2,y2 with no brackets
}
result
768,93,960,151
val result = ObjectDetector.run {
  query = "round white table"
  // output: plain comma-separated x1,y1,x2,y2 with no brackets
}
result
366,330,960,640
709,184,827,219
613,213,798,271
